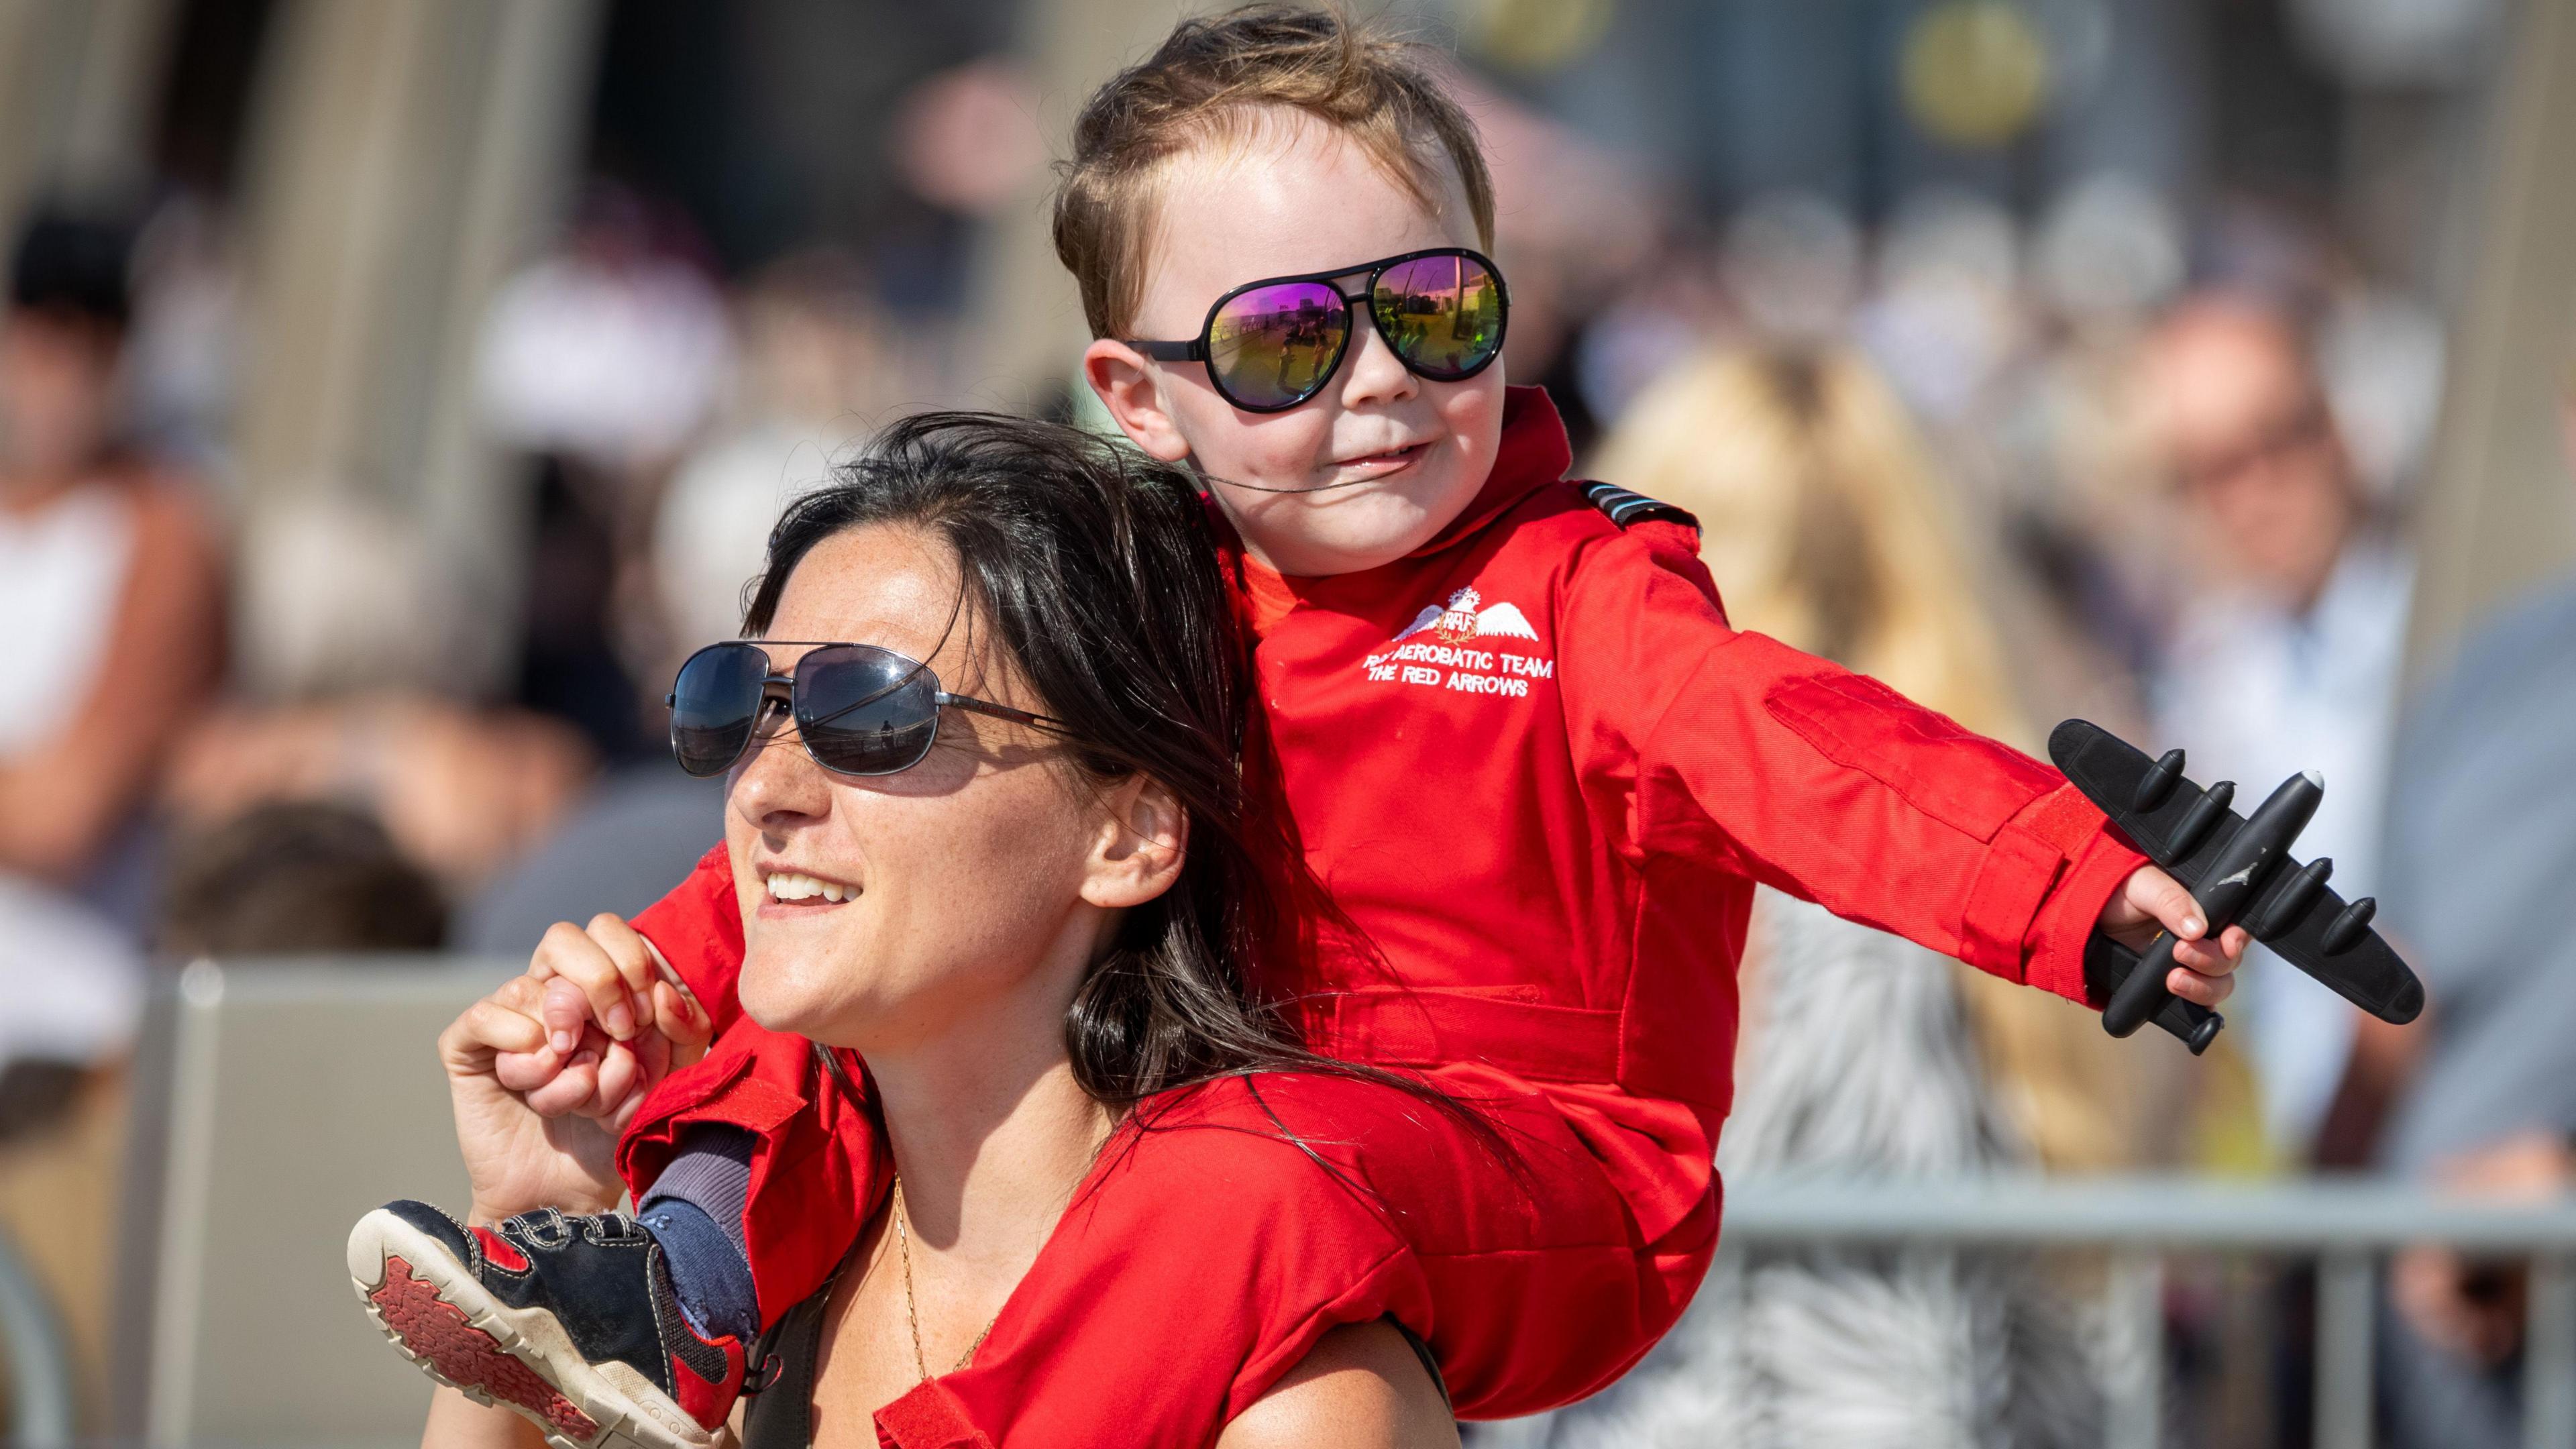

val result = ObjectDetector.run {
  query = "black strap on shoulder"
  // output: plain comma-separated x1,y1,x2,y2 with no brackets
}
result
1580,480,1697,531
739,1248,856,1448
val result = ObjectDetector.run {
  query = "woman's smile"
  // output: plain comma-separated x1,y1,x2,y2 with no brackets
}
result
762,864,862,910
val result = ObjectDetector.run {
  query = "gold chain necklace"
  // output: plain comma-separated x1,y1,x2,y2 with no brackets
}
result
891,1177,993,1383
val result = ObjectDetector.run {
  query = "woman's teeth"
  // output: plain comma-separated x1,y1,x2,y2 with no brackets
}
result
767,871,856,904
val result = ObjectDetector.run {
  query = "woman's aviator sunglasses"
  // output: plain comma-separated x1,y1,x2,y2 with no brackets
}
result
1125,247,1507,413
667,641,1061,779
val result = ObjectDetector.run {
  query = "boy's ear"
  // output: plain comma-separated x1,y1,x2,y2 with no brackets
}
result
1083,339,1193,464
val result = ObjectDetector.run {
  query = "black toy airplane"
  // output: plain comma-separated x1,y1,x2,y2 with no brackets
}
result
2049,720,2426,1056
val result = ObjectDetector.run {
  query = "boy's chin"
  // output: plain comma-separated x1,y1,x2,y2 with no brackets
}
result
1243,482,1472,574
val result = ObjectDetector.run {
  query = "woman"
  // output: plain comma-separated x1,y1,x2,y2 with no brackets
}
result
400,415,1458,1447
1521,348,2109,1448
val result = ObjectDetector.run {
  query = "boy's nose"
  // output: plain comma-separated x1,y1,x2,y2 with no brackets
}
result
1338,313,1419,407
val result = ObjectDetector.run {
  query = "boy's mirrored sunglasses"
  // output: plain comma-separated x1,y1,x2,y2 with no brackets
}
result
1124,247,1508,413
666,641,1063,779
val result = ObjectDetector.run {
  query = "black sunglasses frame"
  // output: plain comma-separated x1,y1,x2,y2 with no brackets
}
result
1123,246,1509,414
665,640,1063,780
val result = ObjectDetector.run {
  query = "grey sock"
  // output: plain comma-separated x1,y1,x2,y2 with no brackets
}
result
637,1125,759,1340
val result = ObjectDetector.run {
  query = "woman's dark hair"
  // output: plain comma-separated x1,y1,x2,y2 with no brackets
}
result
739,411,1319,1105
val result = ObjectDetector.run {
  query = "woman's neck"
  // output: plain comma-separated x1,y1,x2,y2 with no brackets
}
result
859,943,1116,1289
871,1046,1113,1275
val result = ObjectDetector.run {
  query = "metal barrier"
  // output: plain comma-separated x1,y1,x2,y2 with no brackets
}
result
0,1219,74,1448
1722,1176,2576,1449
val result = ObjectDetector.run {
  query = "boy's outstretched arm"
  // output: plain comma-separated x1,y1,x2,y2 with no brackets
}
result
1563,523,2243,1008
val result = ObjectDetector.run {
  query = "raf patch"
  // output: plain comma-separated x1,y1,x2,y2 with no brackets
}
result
1362,585,1556,699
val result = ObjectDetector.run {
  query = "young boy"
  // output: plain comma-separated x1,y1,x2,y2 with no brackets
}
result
356,8,2241,1446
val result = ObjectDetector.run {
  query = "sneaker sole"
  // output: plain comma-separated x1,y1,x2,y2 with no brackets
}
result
347,1209,718,1449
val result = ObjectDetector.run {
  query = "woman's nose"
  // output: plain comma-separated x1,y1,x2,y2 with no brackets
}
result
729,722,833,828
1338,311,1419,408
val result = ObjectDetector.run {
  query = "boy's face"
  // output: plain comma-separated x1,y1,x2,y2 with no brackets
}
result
1085,109,1507,578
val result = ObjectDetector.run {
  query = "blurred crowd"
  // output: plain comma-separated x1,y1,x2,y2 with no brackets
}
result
0,17,2568,1448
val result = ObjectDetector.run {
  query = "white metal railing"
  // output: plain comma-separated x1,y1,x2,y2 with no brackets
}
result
1721,1175,2576,1449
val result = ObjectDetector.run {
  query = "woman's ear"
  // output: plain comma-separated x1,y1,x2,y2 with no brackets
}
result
1083,339,1193,464
1080,772,1189,910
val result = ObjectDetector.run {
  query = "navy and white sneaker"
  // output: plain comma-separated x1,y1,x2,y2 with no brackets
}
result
348,1201,747,1449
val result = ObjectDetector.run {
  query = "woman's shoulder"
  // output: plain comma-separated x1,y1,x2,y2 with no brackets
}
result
1214,1320,1457,1449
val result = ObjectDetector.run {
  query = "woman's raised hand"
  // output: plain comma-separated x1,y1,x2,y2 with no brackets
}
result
441,917,716,1225
493,914,713,1121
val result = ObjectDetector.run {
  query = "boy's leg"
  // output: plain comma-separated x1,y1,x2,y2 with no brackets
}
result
618,1015,889,1330
634,1127,761,1342
349,1020,886,1449
873,1070,1711,1449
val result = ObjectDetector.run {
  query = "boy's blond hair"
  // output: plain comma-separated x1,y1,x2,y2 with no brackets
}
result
1053,4,1497,341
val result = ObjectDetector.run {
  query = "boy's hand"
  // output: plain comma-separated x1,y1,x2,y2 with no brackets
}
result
490,914,714,1121
2097,865,2250,1008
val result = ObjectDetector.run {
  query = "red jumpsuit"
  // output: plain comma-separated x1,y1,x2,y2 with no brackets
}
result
616,387,2145,1446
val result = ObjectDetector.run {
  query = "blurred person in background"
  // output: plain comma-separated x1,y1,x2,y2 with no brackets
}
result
2363,378,2576,1449
157,800,446,958
159,488,593,910
0,207,223,1428
0,207,222,1106
478,181,735,763
1521,347,2109,1448
463,249,924,956
0,209,223,889
1983,175,2193,708
2137,294,2410,1166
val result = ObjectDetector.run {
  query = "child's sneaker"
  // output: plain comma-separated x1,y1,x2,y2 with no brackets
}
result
348,1200,745,1449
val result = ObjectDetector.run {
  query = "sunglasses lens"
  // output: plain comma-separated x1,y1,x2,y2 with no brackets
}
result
1207,280,1349,409
794,645,940,775
1373,253,1505,380
669,643,769,776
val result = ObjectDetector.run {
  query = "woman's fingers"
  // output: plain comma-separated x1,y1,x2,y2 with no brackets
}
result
546,1046,603,1112
578,1040,646,1121
586,915,664,1028
440,996,551,1075
653,980,714,1067
488,973,574,1093
525,1045,608,1116
493,1046,561,1095
533,918,649,1044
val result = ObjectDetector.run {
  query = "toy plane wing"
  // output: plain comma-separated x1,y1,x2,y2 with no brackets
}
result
2051,720,2424,1028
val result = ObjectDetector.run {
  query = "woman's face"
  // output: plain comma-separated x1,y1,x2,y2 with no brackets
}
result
724,523,1171,1055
